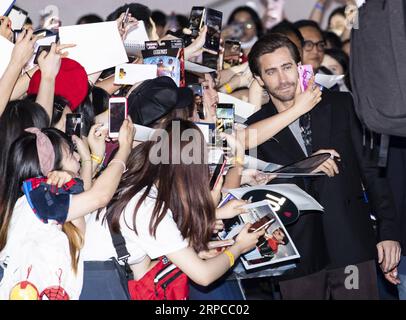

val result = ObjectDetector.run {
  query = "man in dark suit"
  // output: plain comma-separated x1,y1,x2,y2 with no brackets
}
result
245,33,401,299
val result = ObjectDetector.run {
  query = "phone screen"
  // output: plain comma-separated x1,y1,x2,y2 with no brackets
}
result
8,7,28,30
204,8,222,53
188,84,204,119
65,114,83,138
216,104,234,133
189,7,205,37
223,40,241,69
109,101,126,134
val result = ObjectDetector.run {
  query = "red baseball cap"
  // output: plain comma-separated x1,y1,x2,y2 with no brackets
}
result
27,58,89,111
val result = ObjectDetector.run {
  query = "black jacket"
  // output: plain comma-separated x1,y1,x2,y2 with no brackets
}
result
246,90,399,270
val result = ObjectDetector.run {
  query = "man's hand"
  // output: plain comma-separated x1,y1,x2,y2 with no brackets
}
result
383,267,401,286
377,240,401,274
311,149,340,177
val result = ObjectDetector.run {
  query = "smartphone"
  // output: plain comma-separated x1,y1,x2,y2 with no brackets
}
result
13,29,22,43
203,8,222,53
65,113,83,138
7,7,28,30
216,103,235,131
249,218,275,233
108,97,128,138
188,84,204,119
298,64,314,92
209,155,227,190
216,103,234,150
209,239,234,249
33,45,52,64
188,6,205,38
202,51,218,70
223,40,241,69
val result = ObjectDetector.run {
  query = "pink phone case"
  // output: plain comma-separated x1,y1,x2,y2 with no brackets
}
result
298,64,314,92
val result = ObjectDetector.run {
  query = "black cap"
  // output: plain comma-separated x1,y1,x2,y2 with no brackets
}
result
127,76,194,126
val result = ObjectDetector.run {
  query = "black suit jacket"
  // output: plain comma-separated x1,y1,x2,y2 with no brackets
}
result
246,90,400,270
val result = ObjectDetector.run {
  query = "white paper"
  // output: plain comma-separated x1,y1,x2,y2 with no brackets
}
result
218,92,257,120
124,20,149,55
184,61,216,74
0,35,14,78
59,21,128,74
315,73,345,89
0,0,15,16
227,184,324,212
114,63,157,85
133,124,156,141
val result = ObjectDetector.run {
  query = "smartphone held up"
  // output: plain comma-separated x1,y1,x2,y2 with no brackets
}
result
65,113,83,138
108,97,128,138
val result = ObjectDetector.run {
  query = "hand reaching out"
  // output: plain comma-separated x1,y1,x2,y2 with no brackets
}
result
37,43,76,79
293,76,322,115
116,11,139,41
10,28,38,69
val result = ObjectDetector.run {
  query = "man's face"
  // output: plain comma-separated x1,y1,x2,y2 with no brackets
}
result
272,229,285,244
256,47,299,103
300,26,325,71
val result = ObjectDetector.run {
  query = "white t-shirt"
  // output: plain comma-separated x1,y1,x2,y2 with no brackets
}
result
0,196,83,300
82,186,189,265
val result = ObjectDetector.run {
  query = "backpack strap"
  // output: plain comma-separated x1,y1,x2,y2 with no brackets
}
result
106,213,133,280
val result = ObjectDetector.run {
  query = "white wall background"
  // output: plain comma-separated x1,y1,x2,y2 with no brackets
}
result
15,0,337,28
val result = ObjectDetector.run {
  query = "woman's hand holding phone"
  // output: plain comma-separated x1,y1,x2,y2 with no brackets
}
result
10,28,37,68
184,25,208,60
72,134,91,162
293,76,322,115
118,118,135,156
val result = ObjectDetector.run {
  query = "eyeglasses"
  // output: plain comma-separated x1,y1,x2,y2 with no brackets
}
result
303,40,326,52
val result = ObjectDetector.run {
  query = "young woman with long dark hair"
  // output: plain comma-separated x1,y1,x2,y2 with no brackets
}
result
103,119,263,299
